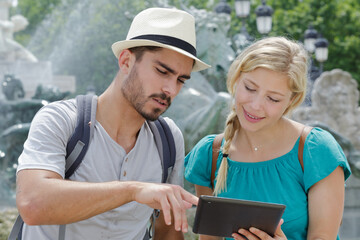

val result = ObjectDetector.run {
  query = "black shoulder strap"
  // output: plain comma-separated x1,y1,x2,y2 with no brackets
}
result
147,117,176,183
65,94,97,179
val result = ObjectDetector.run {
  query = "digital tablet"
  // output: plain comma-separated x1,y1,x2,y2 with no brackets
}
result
193,195,286,238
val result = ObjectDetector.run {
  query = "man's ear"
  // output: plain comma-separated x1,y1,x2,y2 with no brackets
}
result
118,49,135,75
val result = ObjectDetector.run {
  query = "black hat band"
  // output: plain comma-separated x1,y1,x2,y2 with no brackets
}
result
130,34,197,57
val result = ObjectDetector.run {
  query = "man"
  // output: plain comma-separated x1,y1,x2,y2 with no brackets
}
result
15,7,210,239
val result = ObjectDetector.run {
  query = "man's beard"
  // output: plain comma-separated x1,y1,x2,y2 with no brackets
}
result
121,65,172,121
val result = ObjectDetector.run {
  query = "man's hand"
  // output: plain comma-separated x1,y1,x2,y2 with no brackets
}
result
131,182,198,233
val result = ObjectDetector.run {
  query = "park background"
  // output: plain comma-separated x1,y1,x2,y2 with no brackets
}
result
0,0,360,239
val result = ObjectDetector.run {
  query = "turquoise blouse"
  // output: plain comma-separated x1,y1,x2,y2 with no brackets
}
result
185,128,351,240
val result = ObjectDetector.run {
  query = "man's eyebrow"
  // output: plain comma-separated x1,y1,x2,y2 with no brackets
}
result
156,61,191,80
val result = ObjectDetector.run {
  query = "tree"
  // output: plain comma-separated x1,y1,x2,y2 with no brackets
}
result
12,0,360,97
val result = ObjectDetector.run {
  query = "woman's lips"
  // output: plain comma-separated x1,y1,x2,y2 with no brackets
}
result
243,108,265,123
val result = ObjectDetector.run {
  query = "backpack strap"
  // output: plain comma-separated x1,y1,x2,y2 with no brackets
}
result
7,214,23,240
298,126,313,172
147,117,176,183
211,133,224,190
145,117,176,239
61,95,97,240
65,95,97,179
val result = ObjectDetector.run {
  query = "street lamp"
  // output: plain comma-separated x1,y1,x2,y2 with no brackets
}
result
215,0,274,52
304,25,318,53
234,0,250,18
303,25,329,105
234,0,252,41
255,0,273,35
214,0,232,15
314,34,329,73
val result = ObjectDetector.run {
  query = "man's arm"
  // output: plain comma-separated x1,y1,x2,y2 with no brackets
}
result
16,169,198,232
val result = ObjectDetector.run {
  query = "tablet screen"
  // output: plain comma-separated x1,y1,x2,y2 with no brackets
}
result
193,195,286,238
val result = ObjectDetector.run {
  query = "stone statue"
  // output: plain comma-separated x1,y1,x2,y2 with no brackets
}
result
0,0,37,62
186,6,235,92
292,69,360,150
165,71,231,153
2,74,25,100
32,84,71,102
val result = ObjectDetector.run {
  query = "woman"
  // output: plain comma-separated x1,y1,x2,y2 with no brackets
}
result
185,37,351,240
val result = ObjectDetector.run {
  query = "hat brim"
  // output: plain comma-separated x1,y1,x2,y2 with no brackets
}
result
111,39,211,72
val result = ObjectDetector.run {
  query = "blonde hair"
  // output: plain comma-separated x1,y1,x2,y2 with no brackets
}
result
213,37,309,195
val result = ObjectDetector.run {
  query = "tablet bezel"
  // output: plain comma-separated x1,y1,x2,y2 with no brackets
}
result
192,195,286,238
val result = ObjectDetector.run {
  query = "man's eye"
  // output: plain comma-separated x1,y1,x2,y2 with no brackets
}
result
177,79,185,84
156,68,167,74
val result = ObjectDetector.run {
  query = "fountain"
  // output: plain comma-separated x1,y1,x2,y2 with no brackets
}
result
0,0,75,209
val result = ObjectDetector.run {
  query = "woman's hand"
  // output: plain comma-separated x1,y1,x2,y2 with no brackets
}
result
232,219,287,240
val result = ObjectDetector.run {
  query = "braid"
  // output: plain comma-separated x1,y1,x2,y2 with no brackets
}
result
213,108,239,195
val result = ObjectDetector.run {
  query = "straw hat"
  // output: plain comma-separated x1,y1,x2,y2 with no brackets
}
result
111,8,210,72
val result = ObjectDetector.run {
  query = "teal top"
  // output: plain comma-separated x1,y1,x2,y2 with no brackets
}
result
185,128,351,240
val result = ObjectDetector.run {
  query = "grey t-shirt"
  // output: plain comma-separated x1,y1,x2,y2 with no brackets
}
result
17,98,185,240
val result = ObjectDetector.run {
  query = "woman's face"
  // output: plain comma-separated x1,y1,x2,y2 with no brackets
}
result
234,67,293,132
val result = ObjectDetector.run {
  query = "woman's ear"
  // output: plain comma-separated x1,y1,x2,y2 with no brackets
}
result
118,49,135,75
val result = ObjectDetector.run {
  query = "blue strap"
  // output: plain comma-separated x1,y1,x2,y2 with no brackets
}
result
151,117,176,183
7,214,23,240
65,95,95,179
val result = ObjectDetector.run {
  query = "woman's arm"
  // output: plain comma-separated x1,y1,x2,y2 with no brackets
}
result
307,166,345,240
195,184,223,240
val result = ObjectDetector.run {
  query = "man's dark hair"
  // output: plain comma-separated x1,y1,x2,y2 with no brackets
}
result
128,46,195,67
128,46,162,62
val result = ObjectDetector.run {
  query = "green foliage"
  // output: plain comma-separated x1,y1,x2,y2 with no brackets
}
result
0,208,18,240
12,0,360,96
10,0,62,46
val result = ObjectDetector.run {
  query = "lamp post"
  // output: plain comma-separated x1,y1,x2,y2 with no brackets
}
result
303,25,329,81
303,25,329,105
214,0,232,15
314,34,329,74
304,25,318,54
255,0,273,35
234,0,252,41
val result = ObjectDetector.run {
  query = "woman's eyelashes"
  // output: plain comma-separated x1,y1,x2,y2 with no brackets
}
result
268,96,280,103
245,85,255,92
245,85,280,103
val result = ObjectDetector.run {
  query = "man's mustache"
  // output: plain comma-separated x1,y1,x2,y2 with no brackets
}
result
149,93,171,107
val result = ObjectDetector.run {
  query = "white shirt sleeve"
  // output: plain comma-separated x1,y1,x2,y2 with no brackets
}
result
17,100,77,178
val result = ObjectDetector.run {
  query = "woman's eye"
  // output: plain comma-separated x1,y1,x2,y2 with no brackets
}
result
268,96,280,103
245,85,255,92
